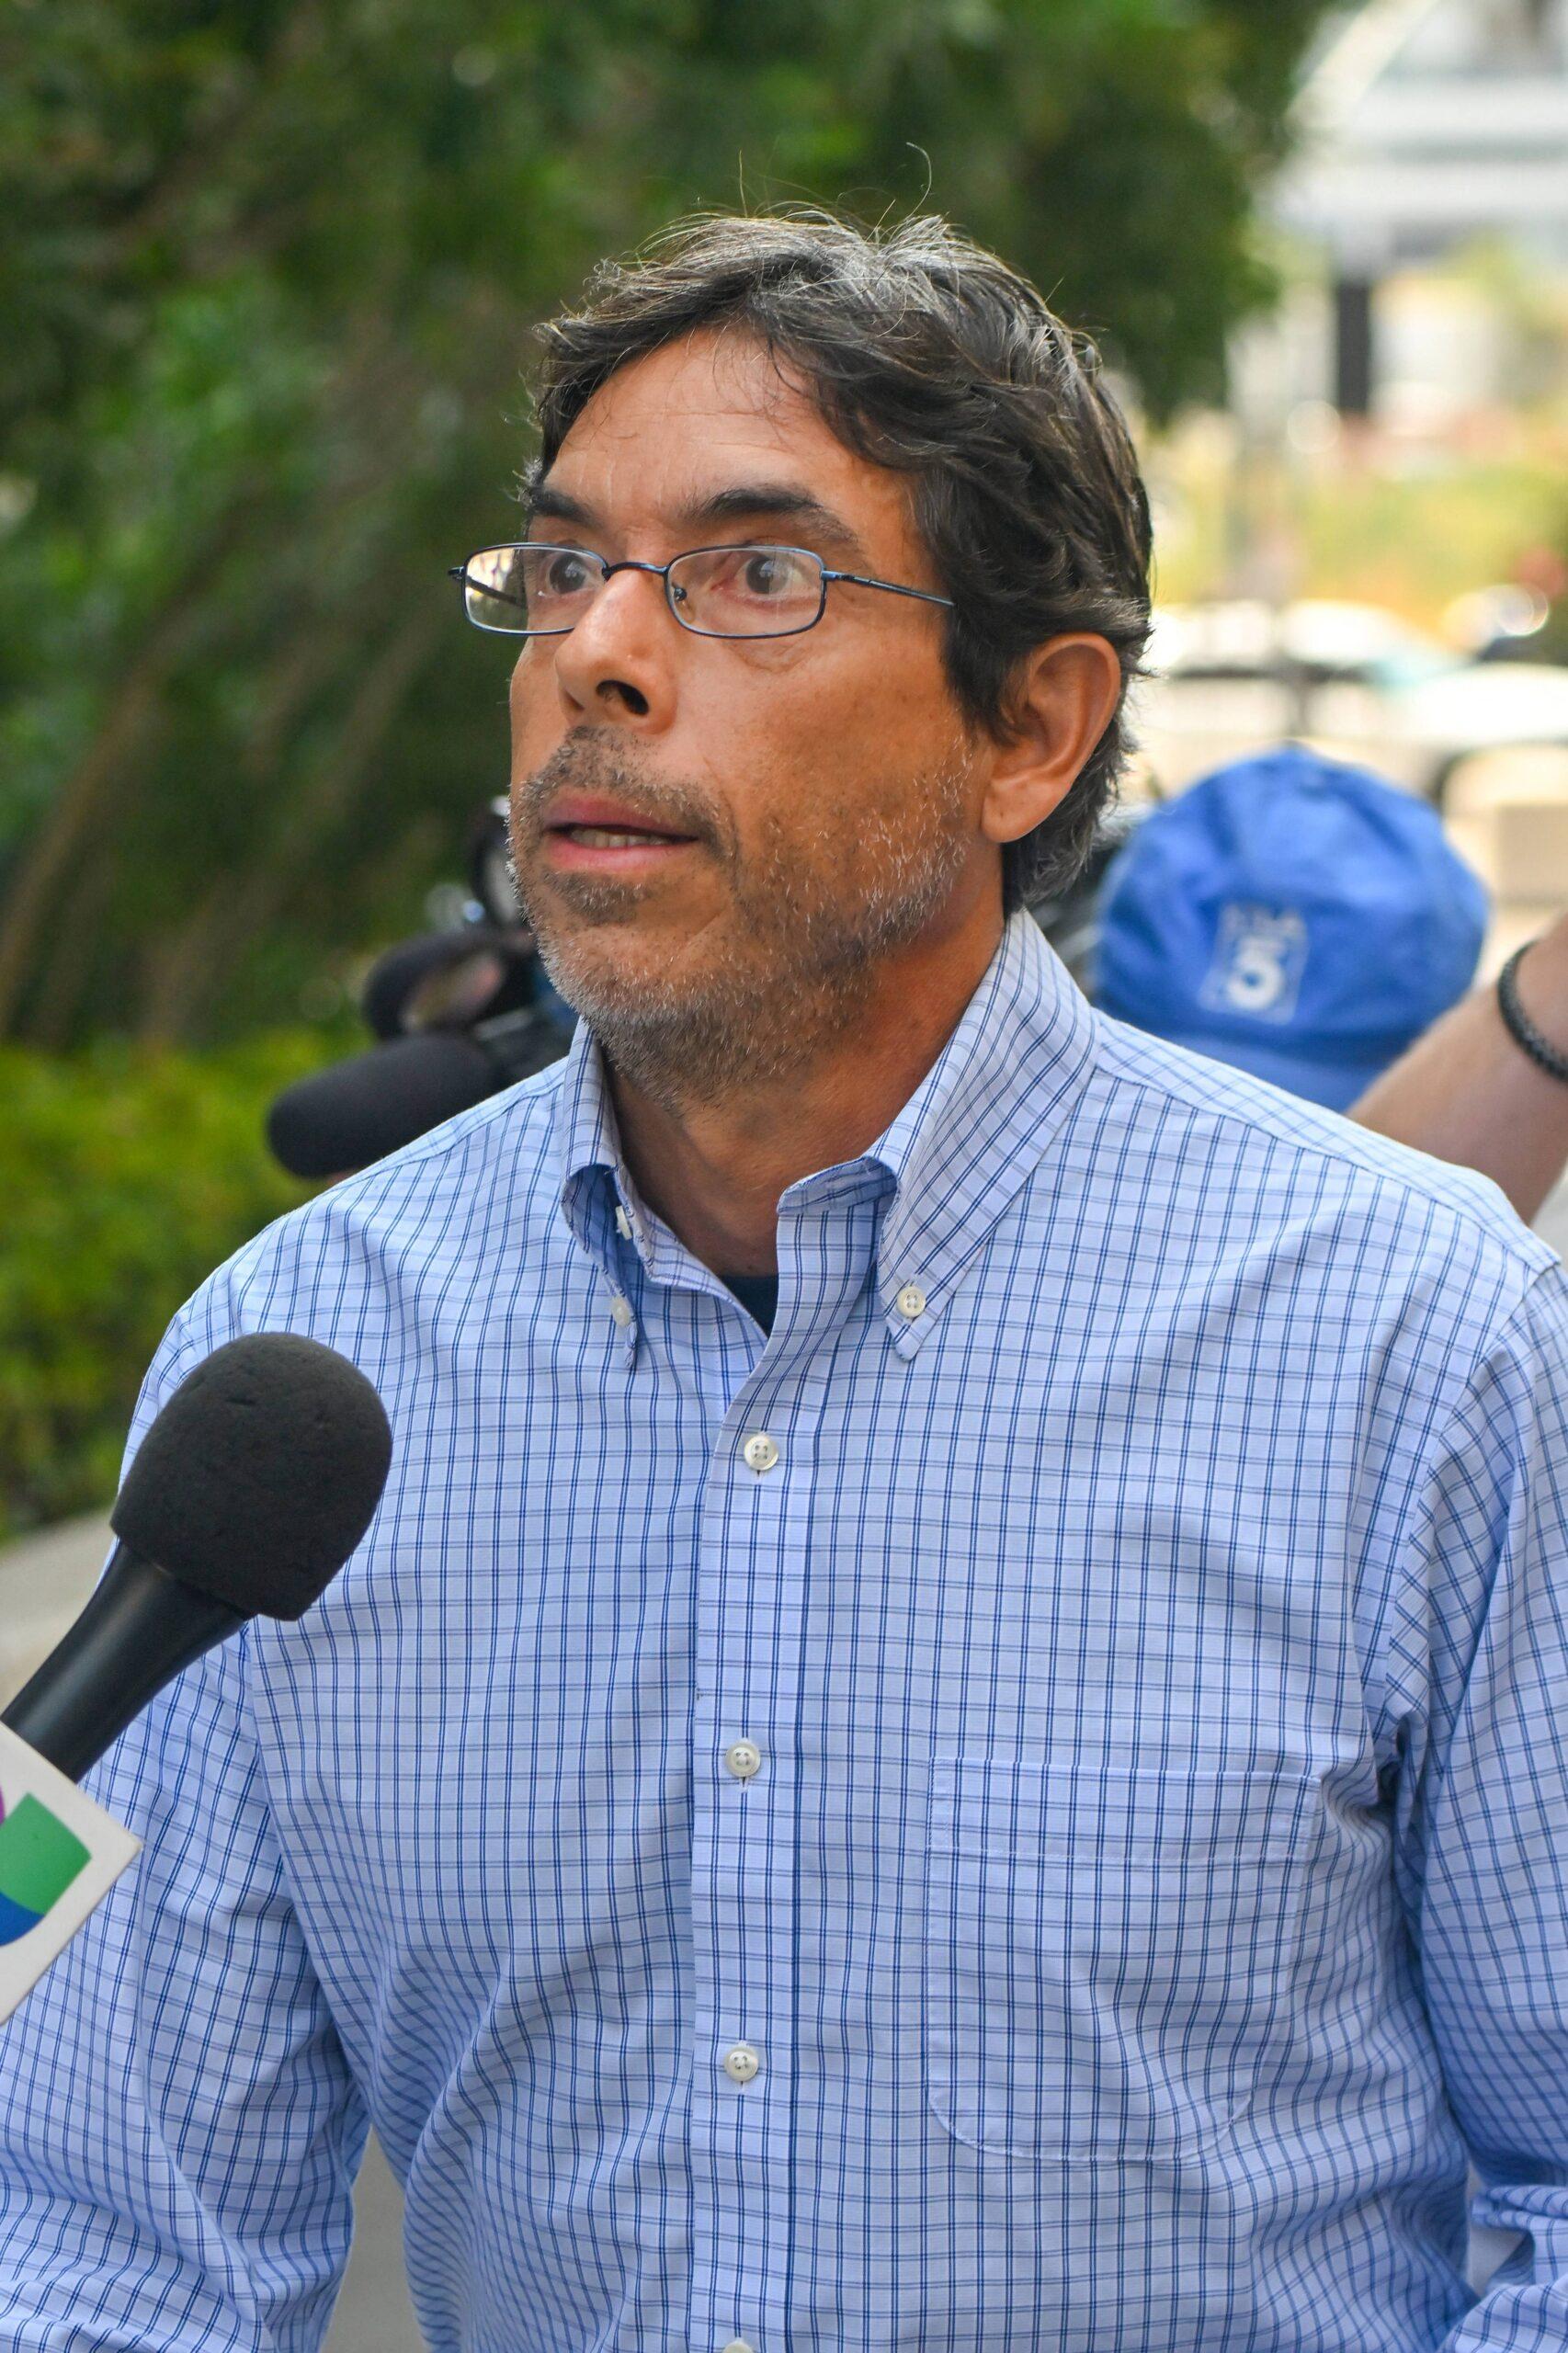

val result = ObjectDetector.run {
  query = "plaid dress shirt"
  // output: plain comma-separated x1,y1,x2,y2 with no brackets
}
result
0,913,1566,2351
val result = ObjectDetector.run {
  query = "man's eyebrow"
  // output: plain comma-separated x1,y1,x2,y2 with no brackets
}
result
526,481,597,531
525,476,870,564
679,483,868,561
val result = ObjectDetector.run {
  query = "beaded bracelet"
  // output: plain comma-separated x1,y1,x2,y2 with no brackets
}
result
1497,941,1568,1086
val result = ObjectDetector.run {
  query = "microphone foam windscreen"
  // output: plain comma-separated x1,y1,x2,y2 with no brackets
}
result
266,1031,503,1178
111,1335,393,1620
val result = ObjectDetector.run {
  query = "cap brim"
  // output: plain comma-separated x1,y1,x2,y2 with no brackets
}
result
1150,1026,1392,1113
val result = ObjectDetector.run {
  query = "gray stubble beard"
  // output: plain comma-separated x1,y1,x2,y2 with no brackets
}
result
512,733,973,1111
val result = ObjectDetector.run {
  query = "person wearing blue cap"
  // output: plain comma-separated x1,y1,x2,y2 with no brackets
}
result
1095,743,1489,1111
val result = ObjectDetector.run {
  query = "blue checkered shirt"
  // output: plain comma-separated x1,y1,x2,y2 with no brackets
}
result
2,913,1568,2351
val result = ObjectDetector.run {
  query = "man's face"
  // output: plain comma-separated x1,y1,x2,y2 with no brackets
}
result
507,330,991,1103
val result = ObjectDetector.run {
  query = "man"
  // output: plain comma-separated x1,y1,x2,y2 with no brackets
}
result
1,212,1566,2352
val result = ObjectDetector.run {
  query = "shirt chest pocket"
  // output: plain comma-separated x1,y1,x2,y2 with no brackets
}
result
925,1754,1316,2163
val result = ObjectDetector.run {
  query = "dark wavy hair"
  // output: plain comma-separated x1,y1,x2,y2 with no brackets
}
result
528,211,1153,910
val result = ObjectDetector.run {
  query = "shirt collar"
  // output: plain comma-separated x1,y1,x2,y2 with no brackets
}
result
858,912,1096,1354
551,912,1096,1352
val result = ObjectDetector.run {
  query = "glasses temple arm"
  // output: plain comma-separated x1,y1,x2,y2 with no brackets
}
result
449,564,528,611
824,570,955,610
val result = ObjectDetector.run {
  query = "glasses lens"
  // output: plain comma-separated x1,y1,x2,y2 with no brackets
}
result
462,545,604,634
669,545,824,637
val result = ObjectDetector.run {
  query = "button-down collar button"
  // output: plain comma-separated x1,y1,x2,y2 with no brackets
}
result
895,1281,927,1320
722,2041,761,2085
608,1293,633,1328
614,1204,633,1240
723,1738,762,1781
741,1431,779,1474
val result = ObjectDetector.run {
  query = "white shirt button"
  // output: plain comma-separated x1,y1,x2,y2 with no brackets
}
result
895,1281,927,1319
722,2041,761,2085
608,1294,633,1328
721,2341,756,2353
742,1432,779,1474
723,1738,762,1781
614,1204,633,1239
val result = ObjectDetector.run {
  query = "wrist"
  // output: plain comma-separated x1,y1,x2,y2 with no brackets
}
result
1498,938,1568,1086
1518,919,1568,1018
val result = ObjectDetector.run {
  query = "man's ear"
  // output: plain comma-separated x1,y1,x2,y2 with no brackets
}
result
978,635,1123,850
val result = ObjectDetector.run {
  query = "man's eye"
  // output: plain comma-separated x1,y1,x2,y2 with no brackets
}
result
540,552,593,597
741,551,786,597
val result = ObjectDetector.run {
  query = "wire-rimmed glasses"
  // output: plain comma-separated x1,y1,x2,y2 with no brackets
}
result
449,541,954,641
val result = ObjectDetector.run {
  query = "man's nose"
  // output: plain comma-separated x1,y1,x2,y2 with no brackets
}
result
550,567,678,729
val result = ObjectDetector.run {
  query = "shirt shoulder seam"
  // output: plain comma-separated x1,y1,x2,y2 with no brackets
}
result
1089,1016,1553,1273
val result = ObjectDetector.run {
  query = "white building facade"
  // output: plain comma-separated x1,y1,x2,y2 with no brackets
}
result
1261,0,1568,415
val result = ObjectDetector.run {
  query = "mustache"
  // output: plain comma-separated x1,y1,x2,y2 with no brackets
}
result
517,732,725,849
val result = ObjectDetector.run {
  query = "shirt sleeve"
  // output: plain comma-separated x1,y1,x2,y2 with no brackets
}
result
1403,1269,1568,2350
0,1302,369,2352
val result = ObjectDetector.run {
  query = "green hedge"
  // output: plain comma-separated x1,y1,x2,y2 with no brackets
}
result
0,1034,340,1542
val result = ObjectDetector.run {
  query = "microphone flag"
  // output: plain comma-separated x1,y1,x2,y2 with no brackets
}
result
0,1722,140,2022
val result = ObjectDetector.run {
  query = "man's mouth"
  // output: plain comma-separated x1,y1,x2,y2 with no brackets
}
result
552,824,692,848
539,792,703,870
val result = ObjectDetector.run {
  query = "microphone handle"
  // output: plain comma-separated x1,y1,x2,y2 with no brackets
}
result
3,1541,246,1783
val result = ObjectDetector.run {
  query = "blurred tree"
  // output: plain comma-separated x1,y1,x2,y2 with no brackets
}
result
0,0,1334,1046
0,1027,334,1538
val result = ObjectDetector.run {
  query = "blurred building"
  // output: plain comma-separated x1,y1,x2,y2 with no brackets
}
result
1242,0,1568,425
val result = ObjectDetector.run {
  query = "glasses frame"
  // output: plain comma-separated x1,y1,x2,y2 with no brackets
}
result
448,540,955,641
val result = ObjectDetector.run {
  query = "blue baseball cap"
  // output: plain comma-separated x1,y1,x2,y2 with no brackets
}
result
1094,744,1487,1110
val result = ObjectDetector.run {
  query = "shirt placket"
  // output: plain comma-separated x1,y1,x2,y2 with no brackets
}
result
686,1187,878,2353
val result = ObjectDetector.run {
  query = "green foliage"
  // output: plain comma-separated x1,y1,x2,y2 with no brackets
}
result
0,0,1336,1051
0,1029,336,1539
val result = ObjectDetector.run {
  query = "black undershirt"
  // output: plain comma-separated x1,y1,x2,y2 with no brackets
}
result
722,1272,779,1334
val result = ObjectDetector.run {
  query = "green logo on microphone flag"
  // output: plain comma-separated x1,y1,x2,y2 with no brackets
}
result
0,1792,90,1943
0,1721,141,2023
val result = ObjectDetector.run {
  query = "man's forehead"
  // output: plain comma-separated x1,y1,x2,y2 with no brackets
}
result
540,331,906,551
559,330,811,457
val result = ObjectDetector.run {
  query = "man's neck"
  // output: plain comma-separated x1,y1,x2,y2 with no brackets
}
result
607,910,1006,1277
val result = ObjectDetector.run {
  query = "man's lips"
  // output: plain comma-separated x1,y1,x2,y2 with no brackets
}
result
540,792,701,869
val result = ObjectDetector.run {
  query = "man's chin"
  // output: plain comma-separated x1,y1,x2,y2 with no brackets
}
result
530,915,719,1019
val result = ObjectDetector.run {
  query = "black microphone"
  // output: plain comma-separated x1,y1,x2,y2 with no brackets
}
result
266,1009,573,1179
267,1030,506,1177
3,1335,392,1782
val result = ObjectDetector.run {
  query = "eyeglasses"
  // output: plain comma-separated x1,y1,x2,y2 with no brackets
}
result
449,541,954,641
